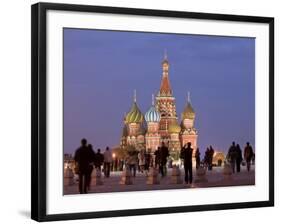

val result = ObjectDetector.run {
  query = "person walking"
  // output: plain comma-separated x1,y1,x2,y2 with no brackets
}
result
204,147,210,169
154,147,161,169
94,149,104,171
128,151,138,177
195,148,201,169
235,144,243,173
159,142,169,177
144,149,151,176
244,142,254,172
180,142,193,184
208,145,214,170
86,144,95,190
103,146,112,177
74,138,95,194
138,149,146,174
227,142,237,173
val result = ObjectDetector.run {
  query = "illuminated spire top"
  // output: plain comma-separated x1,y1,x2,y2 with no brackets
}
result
152,93,155,106
187,91,191,103
164,49,168,60
162,49,169,66
134,89,137,102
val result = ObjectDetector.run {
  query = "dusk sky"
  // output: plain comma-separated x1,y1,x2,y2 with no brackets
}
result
63,28,255,155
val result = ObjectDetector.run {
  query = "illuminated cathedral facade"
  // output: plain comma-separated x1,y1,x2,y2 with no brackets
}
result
120,53,198,161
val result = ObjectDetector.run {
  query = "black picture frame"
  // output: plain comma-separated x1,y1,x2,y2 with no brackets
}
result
31,2,274,222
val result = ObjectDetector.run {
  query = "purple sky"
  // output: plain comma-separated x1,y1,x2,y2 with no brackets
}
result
63,28,255,155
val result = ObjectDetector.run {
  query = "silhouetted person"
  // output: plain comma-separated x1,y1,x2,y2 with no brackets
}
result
154,147,161,168
244,142,254,172
127,151,137,177
235,144,243,173
208,145,214,170
74,138,95,194
86,144,95,190
204,147,210,168
180,142,193,184
195,148,201,169
159,142,169,177
227,142,237,173
138,149,146,173
144,149,151,176
103,147,112,177
95,149,104,171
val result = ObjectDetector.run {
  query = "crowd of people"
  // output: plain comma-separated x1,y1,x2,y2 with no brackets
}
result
73,138,255,193
73,139,113,193
203,146,215,170
125,142,170,178
227,141,254,173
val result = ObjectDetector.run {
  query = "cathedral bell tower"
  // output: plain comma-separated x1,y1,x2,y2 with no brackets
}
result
125,90,145,150
155,51,179,148
144,94,161,151
180,92,198,164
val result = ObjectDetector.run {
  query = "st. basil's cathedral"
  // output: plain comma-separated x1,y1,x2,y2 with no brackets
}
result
120,53,198,161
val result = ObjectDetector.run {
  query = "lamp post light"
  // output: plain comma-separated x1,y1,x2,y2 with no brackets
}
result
112,153,117,171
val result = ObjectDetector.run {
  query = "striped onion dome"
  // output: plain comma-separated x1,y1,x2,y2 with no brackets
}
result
145,105,161,123
125,102,144,123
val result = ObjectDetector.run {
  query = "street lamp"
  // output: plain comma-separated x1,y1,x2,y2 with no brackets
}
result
112,153,117,171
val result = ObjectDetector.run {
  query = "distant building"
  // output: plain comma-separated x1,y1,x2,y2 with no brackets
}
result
120,53,198,162
64,153,75,170
212,151,226,166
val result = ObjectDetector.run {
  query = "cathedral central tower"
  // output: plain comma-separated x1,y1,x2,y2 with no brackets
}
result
155,53,179,146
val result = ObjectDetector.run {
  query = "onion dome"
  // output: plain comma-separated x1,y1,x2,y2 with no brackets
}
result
145,94,160,123
168,121,181,133
182,92,195,120
125,102,144,123
125,90,144,123
182,102,195,120
145,106,161,123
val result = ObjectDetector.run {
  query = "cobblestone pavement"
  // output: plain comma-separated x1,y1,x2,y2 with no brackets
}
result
64,166,255,195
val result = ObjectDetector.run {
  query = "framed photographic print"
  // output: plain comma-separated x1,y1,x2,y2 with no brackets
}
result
31,2,274,222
